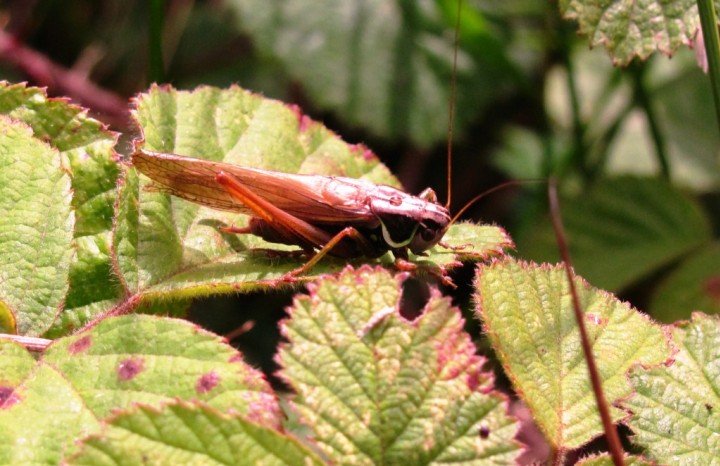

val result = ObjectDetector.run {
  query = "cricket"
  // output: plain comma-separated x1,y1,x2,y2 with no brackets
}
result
130,147,472,282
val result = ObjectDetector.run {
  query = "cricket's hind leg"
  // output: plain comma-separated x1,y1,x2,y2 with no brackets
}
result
214,171,381,279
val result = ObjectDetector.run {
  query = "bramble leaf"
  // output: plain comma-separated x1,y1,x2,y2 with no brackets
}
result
0,315,283,464
0,83,122,336
475,259,671,449
0,364,101,465
0,116,73,335
279,266,521,465
624,313,720,464
44,314,280,423
559,0,699,65
576,453,654,465
67,401,325,466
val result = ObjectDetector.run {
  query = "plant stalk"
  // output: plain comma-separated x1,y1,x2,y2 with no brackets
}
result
697,0,720,134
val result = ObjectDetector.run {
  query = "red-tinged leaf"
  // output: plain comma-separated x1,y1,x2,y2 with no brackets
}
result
44,314,280,424
67,401,324,466
475,259,671,449
279,266,521,465
624,313,720,464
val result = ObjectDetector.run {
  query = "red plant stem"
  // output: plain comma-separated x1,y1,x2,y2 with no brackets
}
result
0,334,51,352
0,29,128,127
548,178,625,466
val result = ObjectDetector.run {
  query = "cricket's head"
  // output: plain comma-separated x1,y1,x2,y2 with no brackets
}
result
407,187,451,254
407,209,451,254
369,187,451,255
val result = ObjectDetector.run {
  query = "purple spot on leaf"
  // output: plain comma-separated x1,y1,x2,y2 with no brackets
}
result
117,358,144,381
69,335,92,354
0,386,20,408
479,425,490,439
196,371,220,394
586,313,606,326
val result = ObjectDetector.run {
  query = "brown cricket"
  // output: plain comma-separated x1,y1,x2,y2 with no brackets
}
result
131,148,457,279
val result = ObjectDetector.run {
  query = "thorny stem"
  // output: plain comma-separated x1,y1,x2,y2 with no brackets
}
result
0,334,51,352
548,178,626,466
697,0,720,134
0,29,128,127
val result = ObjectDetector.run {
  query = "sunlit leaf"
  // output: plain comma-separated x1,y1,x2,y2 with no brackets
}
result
559,0,698,65
44,315,280,423
0,364,100,465
0,315,284,464
576,453,655,465
67,401,324,466
279,266,520,465
0,83,123,336
475,259,671,449
624,313,720,464
0,340,35,386
0,116,74,335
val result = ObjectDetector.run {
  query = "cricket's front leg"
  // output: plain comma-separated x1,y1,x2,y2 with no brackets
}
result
438,240,473,252
392,249,456,288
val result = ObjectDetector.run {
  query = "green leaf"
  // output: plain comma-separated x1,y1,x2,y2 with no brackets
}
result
0,83,123,336
475,259,671,449
44,234,125,338
649,242,720,322
1,316,284,464
67,401,325,466
0,364,101,465
624,313,720,464
44,314,280,423
123,85,511,301
279,266,520,465
227,0,516,148
515,176,712,291
0,116,74,336
0,339,35,386
559,0,699,65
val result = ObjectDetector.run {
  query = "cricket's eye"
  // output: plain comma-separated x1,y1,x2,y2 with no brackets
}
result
408,221,446,254
421,227,438,242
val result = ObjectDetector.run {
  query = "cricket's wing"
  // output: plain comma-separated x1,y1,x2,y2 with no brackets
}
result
131,150,383,224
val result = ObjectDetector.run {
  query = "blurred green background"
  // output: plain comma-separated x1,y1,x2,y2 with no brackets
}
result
1,0,718,353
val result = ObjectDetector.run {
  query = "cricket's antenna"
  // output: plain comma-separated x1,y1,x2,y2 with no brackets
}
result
445,0,462,210
448,180,544,226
